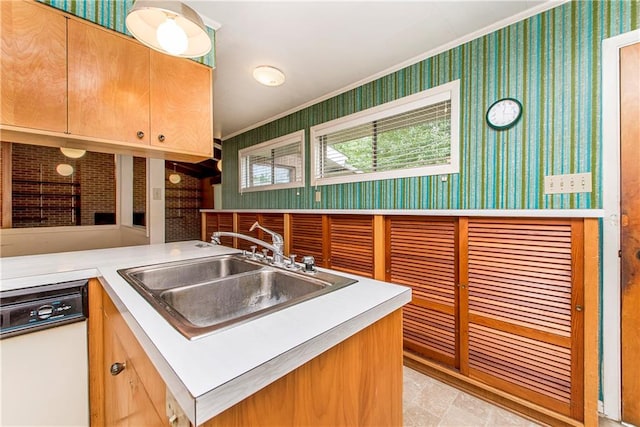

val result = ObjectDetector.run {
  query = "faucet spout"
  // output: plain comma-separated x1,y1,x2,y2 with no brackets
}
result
211,231,285,266
249,221,284,245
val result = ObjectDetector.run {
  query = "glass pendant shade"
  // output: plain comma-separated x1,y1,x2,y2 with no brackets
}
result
126,1,211,58
60,147,86,159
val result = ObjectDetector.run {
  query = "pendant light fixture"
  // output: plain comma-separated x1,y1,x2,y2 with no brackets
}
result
60,147,86,159
126,1,211,58
169,163,181,184
56,164,74,176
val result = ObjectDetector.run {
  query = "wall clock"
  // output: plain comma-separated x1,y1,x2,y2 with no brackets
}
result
486,98,522,130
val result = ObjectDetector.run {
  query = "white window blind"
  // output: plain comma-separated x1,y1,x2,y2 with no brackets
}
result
239,130,305,192
311,80,460,186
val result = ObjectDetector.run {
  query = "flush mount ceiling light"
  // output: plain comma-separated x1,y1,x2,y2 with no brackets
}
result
60,147,86,159
56,164,74,176
126,1,211,58
253,66,285,87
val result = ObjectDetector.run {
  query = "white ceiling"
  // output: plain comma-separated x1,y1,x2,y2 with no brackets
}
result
185,1,555,140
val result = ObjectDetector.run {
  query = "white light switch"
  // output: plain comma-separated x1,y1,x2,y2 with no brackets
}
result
315,190,321,202
153,188,162,200
544,172,592,194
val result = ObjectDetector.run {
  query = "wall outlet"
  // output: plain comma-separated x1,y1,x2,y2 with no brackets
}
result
544,172,592,194
315,190,321,202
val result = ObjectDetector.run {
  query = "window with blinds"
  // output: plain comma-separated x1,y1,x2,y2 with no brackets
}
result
310,80,459,186
238,130,305,192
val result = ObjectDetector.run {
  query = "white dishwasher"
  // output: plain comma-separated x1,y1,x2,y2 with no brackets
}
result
0,280,89,426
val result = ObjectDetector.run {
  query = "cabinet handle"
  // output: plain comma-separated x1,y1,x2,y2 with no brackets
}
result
136,131,145,139
110,362,126,376
576,305,583,312
158,134,166,142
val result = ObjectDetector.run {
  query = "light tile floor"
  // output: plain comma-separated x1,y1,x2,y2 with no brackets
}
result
403,366,626,427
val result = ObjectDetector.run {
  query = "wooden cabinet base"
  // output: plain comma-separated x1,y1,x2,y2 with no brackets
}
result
202,309,404,427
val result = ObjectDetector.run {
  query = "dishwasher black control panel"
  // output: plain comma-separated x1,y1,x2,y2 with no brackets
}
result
0,279,88,339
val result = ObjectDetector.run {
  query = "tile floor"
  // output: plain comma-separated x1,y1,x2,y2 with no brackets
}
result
403,366,540,426
403,366,626,427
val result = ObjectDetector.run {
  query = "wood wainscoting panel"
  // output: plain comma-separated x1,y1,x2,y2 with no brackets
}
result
289,214,327,267
461,218,584,420
329,215,374,277
386,216,458,368
235,212,260,251
203,212,234,247
203,309,403,427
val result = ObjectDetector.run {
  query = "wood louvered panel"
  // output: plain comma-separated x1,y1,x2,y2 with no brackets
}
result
467,221,573,337
463,218,583,419
204,213,219,242
204,213,234,247
387,217,458,368
217,213,234,247
403,304,456,366
468,324,571,414
236,213,259,250
290,214,326,267
329,215,374,278
388,218,457,305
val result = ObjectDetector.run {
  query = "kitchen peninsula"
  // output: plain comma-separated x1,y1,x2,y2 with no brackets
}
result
0,241,411,426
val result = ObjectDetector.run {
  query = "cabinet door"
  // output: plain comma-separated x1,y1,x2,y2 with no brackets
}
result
68,19,150,145
104,316,132,427
290,214,327,267
103,296,166,427
1,1,66,132
150,51,212,155
329,215,374,277
387,217,458,368
459,218,584,420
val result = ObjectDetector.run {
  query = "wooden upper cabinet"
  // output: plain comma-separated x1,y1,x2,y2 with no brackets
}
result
68,19,150,145
1,3,212,161
1,1,67,132
150,50,213,155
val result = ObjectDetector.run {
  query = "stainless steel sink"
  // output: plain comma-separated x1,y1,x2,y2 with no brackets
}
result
118,254,357,339
124,255,264,291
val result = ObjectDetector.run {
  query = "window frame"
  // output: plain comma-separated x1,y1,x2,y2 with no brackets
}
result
238,130,305,193
310,79,460,186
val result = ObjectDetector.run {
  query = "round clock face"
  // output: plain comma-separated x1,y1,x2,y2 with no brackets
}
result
486,98,522,130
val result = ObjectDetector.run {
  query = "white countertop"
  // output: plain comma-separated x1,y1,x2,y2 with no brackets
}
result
0,241,411,425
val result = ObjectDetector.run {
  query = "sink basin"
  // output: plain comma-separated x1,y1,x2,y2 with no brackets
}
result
161,270,329,328
124,255,263,291
118,254,357,339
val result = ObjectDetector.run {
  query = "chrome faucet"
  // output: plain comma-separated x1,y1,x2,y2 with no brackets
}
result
211,221,285,266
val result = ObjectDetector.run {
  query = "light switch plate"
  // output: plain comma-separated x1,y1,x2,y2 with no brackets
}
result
544,172,592,194
315,190,321,202
153,188,162,200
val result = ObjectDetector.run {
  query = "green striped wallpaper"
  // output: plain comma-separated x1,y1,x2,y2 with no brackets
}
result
37,0,216,67
223,0,639,210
